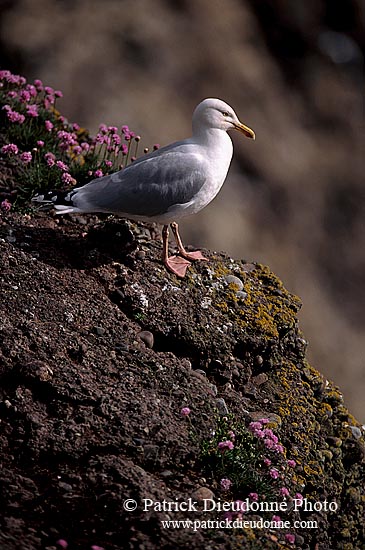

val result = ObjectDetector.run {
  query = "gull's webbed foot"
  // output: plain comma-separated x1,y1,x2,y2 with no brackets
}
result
164,255,191,278
178,249,209,262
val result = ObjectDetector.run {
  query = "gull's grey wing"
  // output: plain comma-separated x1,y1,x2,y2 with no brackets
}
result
72,144,207,217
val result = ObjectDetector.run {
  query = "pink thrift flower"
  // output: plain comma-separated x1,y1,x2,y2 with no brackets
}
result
26,104,39,117
112,134,121,145
263,457,271,466
91,546,105,550
26,84,37,97
285,534,295,545
121,144,129,155
99,123,108,134
248,492,259,501
72,122,80,131
34,79,43,90
7,90,18,98
62,172,75,185
294,493,304,502
263,429,278,443
44,152,56,167
20,151,32,164
7,110,25,123
180,407,191,416
81,142,90,151
272,515,281,524
1,199,12,212
279,487,290,497
37,140,44,147
269,468,279,479
249,421,262,431
287,459,296,468
54,90,63,98
19,90,31,103
218,440,234,451
56,540,68,549
0,70,11,79
264,438,275,450
228,430,235,441
260,418,270,424
220,478,232,491
44,86,54,95
94,169,103,178
105,160,113,168
45,120,54,132
1,143,19,155
274,444,284,454
56,160,69,172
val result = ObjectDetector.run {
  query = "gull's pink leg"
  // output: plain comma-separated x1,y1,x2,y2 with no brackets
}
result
170,221,209,262
162,224,191,278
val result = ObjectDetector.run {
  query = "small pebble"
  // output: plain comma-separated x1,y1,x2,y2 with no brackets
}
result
143,444,159,460
252,373,268,386
160,470,174,478
194,369,206,377
209,384,218,396
114,342,129,353
192,487,215,501
138,330,154,348
254,355,263,366
94,326,105,336
135,250,146,260
241,263,256,272
349,426,362,440
224,274,244,291
215,398,229,415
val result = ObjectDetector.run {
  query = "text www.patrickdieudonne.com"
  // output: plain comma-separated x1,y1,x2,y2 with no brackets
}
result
122,496,338,532
160,517,318,531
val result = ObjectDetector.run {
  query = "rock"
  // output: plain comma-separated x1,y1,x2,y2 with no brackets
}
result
192,487,215,501
252,373,268,386
254,355,264,366
349,426,362,440
94,326,105,336
215,398,229,415
224,274,244,291
138,330,154,348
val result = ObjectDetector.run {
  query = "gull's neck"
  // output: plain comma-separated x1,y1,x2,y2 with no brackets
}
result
191,126,233,163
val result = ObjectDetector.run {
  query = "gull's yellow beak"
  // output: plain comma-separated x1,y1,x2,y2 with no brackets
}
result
232,121,255,140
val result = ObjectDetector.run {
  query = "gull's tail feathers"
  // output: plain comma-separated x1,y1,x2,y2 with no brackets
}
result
31,189,82,214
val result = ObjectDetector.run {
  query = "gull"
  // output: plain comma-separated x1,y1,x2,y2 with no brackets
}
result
37,98,255,277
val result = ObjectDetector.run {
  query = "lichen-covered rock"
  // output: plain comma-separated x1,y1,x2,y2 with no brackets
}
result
0,213,364,550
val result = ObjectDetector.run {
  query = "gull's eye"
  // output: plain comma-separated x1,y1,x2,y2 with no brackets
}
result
222,111,230,117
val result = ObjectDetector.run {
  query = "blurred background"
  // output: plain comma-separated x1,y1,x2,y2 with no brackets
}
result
1,0,364,421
